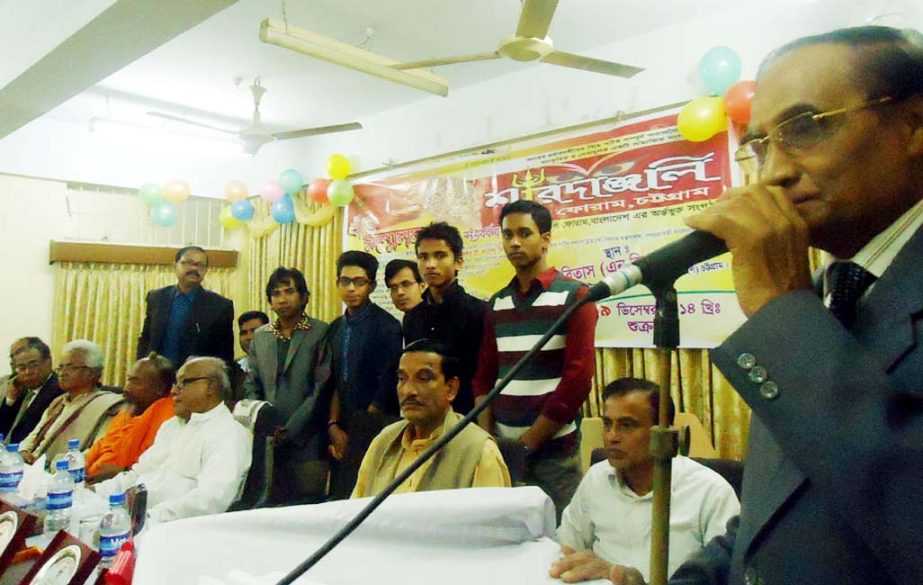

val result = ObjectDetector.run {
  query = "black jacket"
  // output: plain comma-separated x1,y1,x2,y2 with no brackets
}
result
0,373,63,444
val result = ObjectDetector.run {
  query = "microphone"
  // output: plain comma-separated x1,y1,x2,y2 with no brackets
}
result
587,231,728,301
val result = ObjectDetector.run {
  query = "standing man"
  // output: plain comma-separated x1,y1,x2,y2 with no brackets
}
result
137,246,234,367
473,200,597,520
403,222,488,414
243,267,331,504
384,259,426,314
610,26,923,585
237,311,270,373
0,338,62,445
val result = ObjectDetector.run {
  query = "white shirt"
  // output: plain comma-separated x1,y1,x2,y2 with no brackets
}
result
95,402,251,523
557,456,740,582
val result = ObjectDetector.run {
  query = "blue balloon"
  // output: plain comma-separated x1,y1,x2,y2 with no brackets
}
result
699,46,742,96
271,195,296,224
279,168,304,196
230,199,255,221
150,201,179,228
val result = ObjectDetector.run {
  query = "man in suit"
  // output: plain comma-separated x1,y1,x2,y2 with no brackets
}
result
0,338,62,445
608,26,923,585
137,246,234,368
243,267,332,504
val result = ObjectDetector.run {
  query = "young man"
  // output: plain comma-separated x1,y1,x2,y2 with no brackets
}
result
551,378,738,583
473,200,597,519
384,258,426,313
327,251,403,498
402,222,488,414
236,311,269,373
242,267,332,504
352,339,510,498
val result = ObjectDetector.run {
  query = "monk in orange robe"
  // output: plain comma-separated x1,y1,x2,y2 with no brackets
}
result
86,353,176,483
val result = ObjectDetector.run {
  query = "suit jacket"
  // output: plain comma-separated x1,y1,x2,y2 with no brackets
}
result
242,319,332,461
671,225,923,585
0,373,63,445
137,285,234,367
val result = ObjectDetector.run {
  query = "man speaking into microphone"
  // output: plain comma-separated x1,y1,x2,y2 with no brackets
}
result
609,26,923,585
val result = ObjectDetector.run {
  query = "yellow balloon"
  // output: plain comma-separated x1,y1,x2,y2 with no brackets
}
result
327,153,352,180
224,180,248,201
163,179,191,203
677,97,727,142
219,206,244,229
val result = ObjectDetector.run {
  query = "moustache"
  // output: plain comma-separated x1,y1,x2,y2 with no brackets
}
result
401,400,423,407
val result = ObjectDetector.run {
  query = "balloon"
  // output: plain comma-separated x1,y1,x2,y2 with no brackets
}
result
724,80,757,124
224,180,248,201
150,201,179,227
677,97,727,142
163,179,191,203
259,179,284,203
327,180,355,207
307,178,331,204
230,199,255,221
327,153,352,180
279,168,304,195
699,46,742,96
220,206,244,229
271,195,296,224
138,183,163,206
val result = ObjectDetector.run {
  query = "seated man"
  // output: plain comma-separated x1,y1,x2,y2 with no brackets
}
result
20,340,123,465
352,339,511,498
550,378,739,583
0,337,62,445
94,357,251,523
85,353,176,483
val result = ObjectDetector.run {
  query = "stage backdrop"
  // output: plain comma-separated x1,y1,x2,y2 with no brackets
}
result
345,107,745,348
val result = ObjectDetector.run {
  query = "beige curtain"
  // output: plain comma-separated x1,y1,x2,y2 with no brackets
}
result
52,262,237,387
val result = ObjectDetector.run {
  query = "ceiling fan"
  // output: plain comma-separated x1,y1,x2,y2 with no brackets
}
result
147,79,362,155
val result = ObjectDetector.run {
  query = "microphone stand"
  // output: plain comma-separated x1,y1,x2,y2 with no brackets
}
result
276,295,592,585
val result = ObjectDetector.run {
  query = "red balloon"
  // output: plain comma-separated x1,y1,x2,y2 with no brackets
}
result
307,178,331,203
725,80,756,124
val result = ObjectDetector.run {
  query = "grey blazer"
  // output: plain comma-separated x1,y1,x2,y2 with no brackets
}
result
671,225,923,585
242,319,332,460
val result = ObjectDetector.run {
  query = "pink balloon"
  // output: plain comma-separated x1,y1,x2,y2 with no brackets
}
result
259,179,284,203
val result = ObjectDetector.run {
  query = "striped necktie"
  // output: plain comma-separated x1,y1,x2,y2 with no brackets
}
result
827,261,877,328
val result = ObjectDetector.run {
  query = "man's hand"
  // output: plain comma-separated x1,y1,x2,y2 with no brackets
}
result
328,426,348,460
4,378,24,404
550,546,612,583
271,426,288,447
87,464,125,485
20,451,36,465
685,184,813,317
609,565,646,585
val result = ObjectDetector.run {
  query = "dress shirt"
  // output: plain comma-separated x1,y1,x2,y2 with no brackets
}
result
94,402,251,523
161,287,199,366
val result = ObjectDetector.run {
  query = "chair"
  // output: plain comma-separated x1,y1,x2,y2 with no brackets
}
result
496,437,529,486
229,401,279,511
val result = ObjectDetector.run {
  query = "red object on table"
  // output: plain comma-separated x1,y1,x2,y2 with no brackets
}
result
103,541,135,585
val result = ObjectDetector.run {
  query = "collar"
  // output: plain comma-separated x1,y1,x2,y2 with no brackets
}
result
606,463,655,500
269,313,311,341
836,199,923,277
24,372,53,392
172,285,200,301
400,409,454,449
505,266,559,295
345,301,374,323
183,401,227,425
423,280,464,306
62,387,100,405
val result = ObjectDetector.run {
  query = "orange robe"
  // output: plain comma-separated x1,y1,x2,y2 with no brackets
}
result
86,396,175,476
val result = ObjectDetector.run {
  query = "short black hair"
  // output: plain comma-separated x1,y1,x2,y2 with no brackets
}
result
602,377,675,426
402,338,460,382
237,311,270,328
500,200,553,234
414,222,464,260
265,267,310,305
337,250,379,282
175,246,208,264
384,259,423,284
15,337,51,361
763,26,923,101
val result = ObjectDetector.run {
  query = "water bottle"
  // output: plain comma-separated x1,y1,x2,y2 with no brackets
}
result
98,492,131,569
65,439,86,487
44,460,74,534
0,443,25,495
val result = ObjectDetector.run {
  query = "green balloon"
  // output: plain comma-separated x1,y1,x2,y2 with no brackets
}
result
327,180,354,207
139,183,163,206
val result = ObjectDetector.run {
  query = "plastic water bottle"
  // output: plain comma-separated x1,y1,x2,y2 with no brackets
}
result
65,439,86,487
98,492,131,569
0,443,25,495
44,460,74,534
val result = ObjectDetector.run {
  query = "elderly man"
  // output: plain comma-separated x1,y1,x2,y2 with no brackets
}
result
94,357,251,523
20,340,123,465
0,338,62,444
550,379,738,583
352,339,510,498
609,26,923,585
85,353,176,483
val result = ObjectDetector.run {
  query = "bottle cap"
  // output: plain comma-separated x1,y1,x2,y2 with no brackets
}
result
55,460,69,471
68,439,80,449
6,443,18,452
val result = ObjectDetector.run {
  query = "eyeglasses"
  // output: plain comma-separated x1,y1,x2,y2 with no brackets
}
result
55,365,92,374
387,280,421,293
337,276,371,288
174,376,212,390
735,96,893,170
14,360,44,373
178,260,207,269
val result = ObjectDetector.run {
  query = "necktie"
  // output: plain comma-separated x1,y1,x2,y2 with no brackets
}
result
827,261,877,328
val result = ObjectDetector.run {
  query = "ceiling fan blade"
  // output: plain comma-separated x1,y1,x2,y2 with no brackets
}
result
147,111,237,133
541,51,644,78
516,0,559,39
273,122,363,141
392,52,501,70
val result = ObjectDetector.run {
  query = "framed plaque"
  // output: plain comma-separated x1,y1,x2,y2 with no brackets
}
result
18,530,100,585
0,502,37,574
